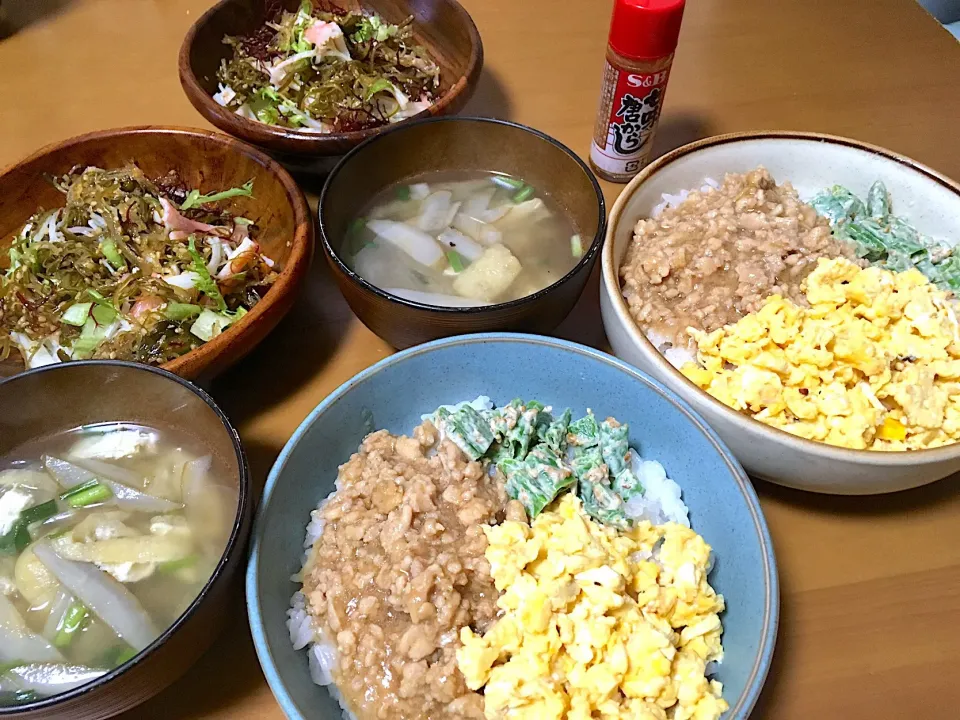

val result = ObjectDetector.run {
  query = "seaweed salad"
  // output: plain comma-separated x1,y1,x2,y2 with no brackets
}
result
0,166,278,369
214,1,441,132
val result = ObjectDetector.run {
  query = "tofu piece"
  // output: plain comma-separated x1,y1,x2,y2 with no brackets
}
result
495,199,550,231
453,244,522,302
70,429,157,460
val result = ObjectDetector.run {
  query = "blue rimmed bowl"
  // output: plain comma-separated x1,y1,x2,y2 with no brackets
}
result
246,333,779,719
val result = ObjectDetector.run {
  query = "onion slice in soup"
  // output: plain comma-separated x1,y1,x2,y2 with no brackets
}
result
452,214,502,246
437,228,484,262
44,457,182,513
60,457,144,489
0,663,107,694
416,191,456,233
41,589,75,641
0,593,64,663
32,543,158,652
43,456,94,489
366,220,444,267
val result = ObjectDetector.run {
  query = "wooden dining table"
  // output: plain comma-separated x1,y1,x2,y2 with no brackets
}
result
2,0,960,717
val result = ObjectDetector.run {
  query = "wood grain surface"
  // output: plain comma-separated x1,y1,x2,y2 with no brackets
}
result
1,0,959,718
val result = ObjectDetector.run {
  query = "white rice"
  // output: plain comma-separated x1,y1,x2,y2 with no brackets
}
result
623,449,690,528
622,450,720,668
286,591,315,650
286,490,357,720
651,176,721,218
644,328,696,369
643,178,723,370
300,506,327,565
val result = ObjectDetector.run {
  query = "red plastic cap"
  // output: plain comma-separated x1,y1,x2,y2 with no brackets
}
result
608,0,686,60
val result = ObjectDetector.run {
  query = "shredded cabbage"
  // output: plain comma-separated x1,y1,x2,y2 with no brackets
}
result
0,166,278,368
216,5,439,133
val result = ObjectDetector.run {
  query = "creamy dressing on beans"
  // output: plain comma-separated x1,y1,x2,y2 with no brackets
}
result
619,167,861,351
302,423,522,720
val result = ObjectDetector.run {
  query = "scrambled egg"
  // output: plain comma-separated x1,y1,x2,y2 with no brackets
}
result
682,257,960,450
457,494,726,720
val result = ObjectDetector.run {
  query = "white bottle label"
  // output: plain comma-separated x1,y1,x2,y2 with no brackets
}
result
590,60,672,180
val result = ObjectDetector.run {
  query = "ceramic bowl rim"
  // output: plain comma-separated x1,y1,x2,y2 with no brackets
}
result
0,124,313,379
178,0,484,152
245,332,779,720
601,130,960,467
0,359,250,716
317,116,607,314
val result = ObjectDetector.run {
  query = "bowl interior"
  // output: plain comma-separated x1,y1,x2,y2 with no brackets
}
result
0,127,307,378
321,118,604,300
248,334,778,719
184,0,482,153
0,361,246,714
602,133,960,492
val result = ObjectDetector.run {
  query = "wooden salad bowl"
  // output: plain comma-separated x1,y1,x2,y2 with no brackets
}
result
0,126,314,381
178,0,484,160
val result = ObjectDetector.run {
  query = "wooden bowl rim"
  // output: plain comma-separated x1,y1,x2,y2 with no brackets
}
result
178,0,484,154
0,360,251,716
0,125,313,379
318,115,607,314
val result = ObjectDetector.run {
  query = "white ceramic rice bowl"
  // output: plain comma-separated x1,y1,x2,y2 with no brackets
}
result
600,131,960,495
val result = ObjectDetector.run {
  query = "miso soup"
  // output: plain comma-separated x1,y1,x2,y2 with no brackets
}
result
0,423,237,706
343,171,583,307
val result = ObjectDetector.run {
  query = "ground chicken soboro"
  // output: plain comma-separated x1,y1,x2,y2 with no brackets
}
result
303,422,521,720
620,167,860,352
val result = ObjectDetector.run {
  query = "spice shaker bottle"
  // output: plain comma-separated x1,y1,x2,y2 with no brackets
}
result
589,0,686,183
